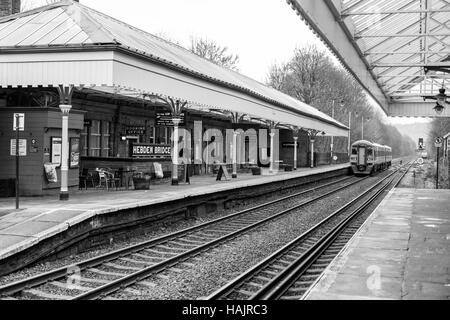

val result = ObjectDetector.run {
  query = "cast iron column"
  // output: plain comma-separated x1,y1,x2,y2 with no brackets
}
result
291,126,300,170
172,117,181,185
59,104,72,200
232,131,239,178
293,136,298,170
57,85,74,201
269,131,275,174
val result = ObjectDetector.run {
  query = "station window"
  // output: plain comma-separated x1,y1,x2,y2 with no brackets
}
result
81,126,88,156
155,127,171,144
102,121,113,157
149,126,155,144
89,120,101,157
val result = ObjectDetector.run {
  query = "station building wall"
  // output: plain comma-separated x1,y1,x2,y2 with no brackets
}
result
0,107,84,196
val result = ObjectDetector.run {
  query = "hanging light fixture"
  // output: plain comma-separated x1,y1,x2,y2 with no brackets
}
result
433,102,445,114
423,84,448,115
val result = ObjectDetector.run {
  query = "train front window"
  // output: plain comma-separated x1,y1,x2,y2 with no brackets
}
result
352,148,357,155
367,148,373,160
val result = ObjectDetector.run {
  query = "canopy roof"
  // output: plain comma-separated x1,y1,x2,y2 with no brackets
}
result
0,0,348,135
287,0,450,117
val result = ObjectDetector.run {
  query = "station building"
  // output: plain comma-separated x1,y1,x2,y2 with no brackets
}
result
0,0,348,197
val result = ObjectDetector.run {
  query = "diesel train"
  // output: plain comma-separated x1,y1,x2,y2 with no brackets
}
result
350,140,392,175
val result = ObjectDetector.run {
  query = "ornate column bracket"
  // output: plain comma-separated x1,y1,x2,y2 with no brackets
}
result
167,97,187,118
57,84,74,105
230,112,246,124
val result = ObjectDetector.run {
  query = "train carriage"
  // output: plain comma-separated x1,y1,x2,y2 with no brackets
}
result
350,140,392,175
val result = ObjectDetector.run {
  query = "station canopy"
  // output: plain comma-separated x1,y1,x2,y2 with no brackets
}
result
0,0,348,136
287,0,450,117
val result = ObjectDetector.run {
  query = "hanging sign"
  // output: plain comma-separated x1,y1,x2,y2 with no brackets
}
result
156,112,185,126
282,142,299,148
10,139,27,156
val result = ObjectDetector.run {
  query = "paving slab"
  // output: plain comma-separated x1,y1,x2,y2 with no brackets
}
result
305,188,450,300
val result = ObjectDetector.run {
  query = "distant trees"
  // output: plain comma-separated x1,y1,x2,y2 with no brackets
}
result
189,37,240,71
427,118,450,156
266,44,415,157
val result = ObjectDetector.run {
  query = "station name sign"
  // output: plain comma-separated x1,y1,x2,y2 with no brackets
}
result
132,143,171,157
156,112,186,126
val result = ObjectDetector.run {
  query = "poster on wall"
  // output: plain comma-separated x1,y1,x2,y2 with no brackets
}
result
10,139,27,156
70,137,80,169
51,137,62,166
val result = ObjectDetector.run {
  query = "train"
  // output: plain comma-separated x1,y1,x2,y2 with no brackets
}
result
350,140,392,175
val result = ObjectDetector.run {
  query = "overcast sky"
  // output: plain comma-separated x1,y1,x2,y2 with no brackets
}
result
24,0,429,127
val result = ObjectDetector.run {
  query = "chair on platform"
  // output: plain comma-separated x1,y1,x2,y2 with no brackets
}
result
114,168,124,189
97,170,116,191
79,168,95,190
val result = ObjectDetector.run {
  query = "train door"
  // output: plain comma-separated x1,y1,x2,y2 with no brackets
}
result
357,146,366,165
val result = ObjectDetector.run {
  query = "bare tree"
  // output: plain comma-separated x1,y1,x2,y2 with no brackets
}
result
189,37,240,71
266,44,415,157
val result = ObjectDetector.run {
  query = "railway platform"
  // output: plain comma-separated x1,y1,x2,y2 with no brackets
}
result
0,163,349,274
304,187,450,300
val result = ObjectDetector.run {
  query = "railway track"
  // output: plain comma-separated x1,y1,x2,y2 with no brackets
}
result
206,161,413,300
0,174,366,300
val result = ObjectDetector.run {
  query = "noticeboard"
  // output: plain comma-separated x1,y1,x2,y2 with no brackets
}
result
156,112,185,126
70,137,80,169
10,139,27,156
51,137,62,166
